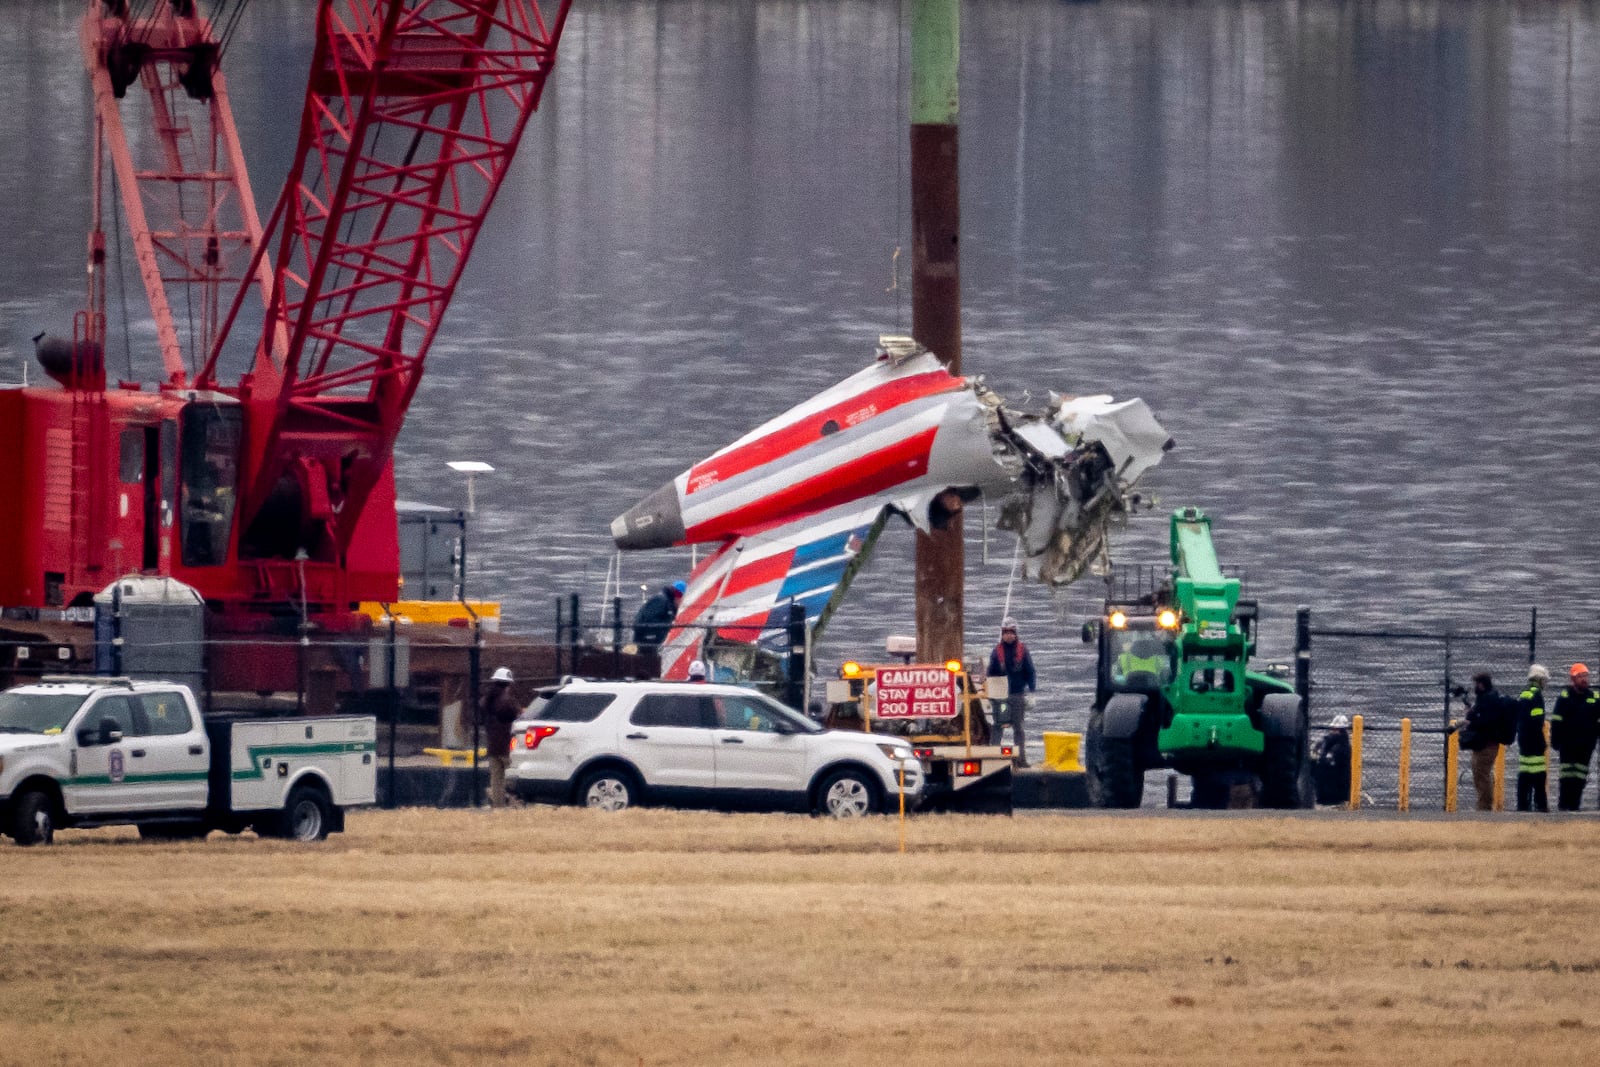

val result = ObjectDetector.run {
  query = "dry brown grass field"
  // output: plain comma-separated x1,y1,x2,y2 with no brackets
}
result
3,809,1600,1066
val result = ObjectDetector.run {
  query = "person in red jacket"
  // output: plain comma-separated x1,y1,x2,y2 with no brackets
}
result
986,617,1037,765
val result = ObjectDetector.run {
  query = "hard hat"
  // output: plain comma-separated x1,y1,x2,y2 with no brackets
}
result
1001,616,1018,632
671,580,687,595
1330,714,1350,729
687,659,708,679
1529,664,1550,684
491,667,513,683
1571,663,1590,678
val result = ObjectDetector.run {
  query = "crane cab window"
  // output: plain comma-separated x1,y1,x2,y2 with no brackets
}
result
180,406,243,567
1110,629,1174,689
119,431,144,483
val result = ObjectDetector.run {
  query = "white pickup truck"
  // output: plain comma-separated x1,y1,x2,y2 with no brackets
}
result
0,678,377,846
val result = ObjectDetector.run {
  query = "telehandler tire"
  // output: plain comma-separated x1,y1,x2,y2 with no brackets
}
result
1260,734,1314,809
1085,708,1143,809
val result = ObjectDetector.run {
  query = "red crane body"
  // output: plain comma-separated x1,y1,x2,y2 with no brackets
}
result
0,0,570,648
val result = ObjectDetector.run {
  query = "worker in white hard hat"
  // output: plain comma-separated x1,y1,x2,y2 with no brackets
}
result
687,659,709,683
1515,664,1551,812
477,666,521,807
1313,714,1352,806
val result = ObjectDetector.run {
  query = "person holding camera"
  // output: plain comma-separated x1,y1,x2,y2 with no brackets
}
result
1457,671,1514,811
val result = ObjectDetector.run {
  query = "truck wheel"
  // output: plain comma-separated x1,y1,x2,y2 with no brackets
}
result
8,788,56,846
279,784,333,842
1085,708,1143,809
1260,735,1314,809
816,768,879,817
576,766,638,812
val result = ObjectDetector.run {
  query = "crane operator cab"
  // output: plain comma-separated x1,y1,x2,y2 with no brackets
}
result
1109,627,1175,692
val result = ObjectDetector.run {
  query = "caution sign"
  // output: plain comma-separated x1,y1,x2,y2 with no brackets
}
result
874,667,958,719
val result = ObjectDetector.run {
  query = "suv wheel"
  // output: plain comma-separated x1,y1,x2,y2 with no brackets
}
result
817,768,878,817
577,767,637,812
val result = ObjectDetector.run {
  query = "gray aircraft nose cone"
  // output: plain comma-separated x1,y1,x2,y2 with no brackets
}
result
611,481,686,550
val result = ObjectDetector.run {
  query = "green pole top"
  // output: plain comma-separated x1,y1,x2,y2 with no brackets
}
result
911,0,959,126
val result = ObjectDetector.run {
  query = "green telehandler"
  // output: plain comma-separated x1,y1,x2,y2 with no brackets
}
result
1082,506,1312,808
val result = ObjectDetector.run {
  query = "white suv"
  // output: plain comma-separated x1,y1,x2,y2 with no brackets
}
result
507,681,923,816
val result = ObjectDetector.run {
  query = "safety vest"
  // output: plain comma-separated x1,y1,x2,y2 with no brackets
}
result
1552,687,1599,727
1518,685,1547,772
1118,653,1165,676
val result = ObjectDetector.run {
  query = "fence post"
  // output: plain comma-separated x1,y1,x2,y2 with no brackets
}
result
612,595,623,679
553,596,564,678
1529,605,1537,666
1441,632,1452,731
386,611,398,810
1398,717,1411,812
785,601,807,711
569,592,581,678
1348,714,1363,811
1494,744,1507,811
1444,729,1459,812
469,621,482,809
1295,606,1311,719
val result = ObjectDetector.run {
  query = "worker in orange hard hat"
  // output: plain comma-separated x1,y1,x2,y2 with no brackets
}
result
1551,663,1598,811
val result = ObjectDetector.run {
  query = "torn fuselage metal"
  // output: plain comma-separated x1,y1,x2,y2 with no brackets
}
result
611,339,1172,676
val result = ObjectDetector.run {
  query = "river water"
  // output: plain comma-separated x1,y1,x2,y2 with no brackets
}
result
1,1,1596,752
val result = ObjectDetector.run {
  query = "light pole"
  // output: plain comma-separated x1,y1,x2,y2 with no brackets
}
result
446,460,494,515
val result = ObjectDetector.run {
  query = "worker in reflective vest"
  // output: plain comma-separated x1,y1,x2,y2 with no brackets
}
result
1116,635,1167,684
1552,663,1599,811
1516,665,1551,813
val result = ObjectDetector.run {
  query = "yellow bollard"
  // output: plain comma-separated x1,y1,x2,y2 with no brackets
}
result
1493,744,1507,811
1444,729,1459,813
1348,715,1364,811
1546,719,1555,806
1398,717,1411,812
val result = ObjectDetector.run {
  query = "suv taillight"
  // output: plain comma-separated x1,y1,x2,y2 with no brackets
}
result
524,725,559,750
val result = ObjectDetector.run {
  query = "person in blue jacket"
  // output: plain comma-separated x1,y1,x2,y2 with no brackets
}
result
632,580,685,650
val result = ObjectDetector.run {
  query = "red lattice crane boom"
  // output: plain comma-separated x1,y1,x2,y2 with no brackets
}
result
0,0,570,629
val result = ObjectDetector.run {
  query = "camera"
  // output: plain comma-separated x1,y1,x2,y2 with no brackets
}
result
1450,684,1467,699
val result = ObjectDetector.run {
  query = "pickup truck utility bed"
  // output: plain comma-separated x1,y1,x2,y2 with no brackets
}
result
0,678,376,845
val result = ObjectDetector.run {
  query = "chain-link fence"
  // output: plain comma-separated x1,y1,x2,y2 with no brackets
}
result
1302,609,1537,810
0,595,664,810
